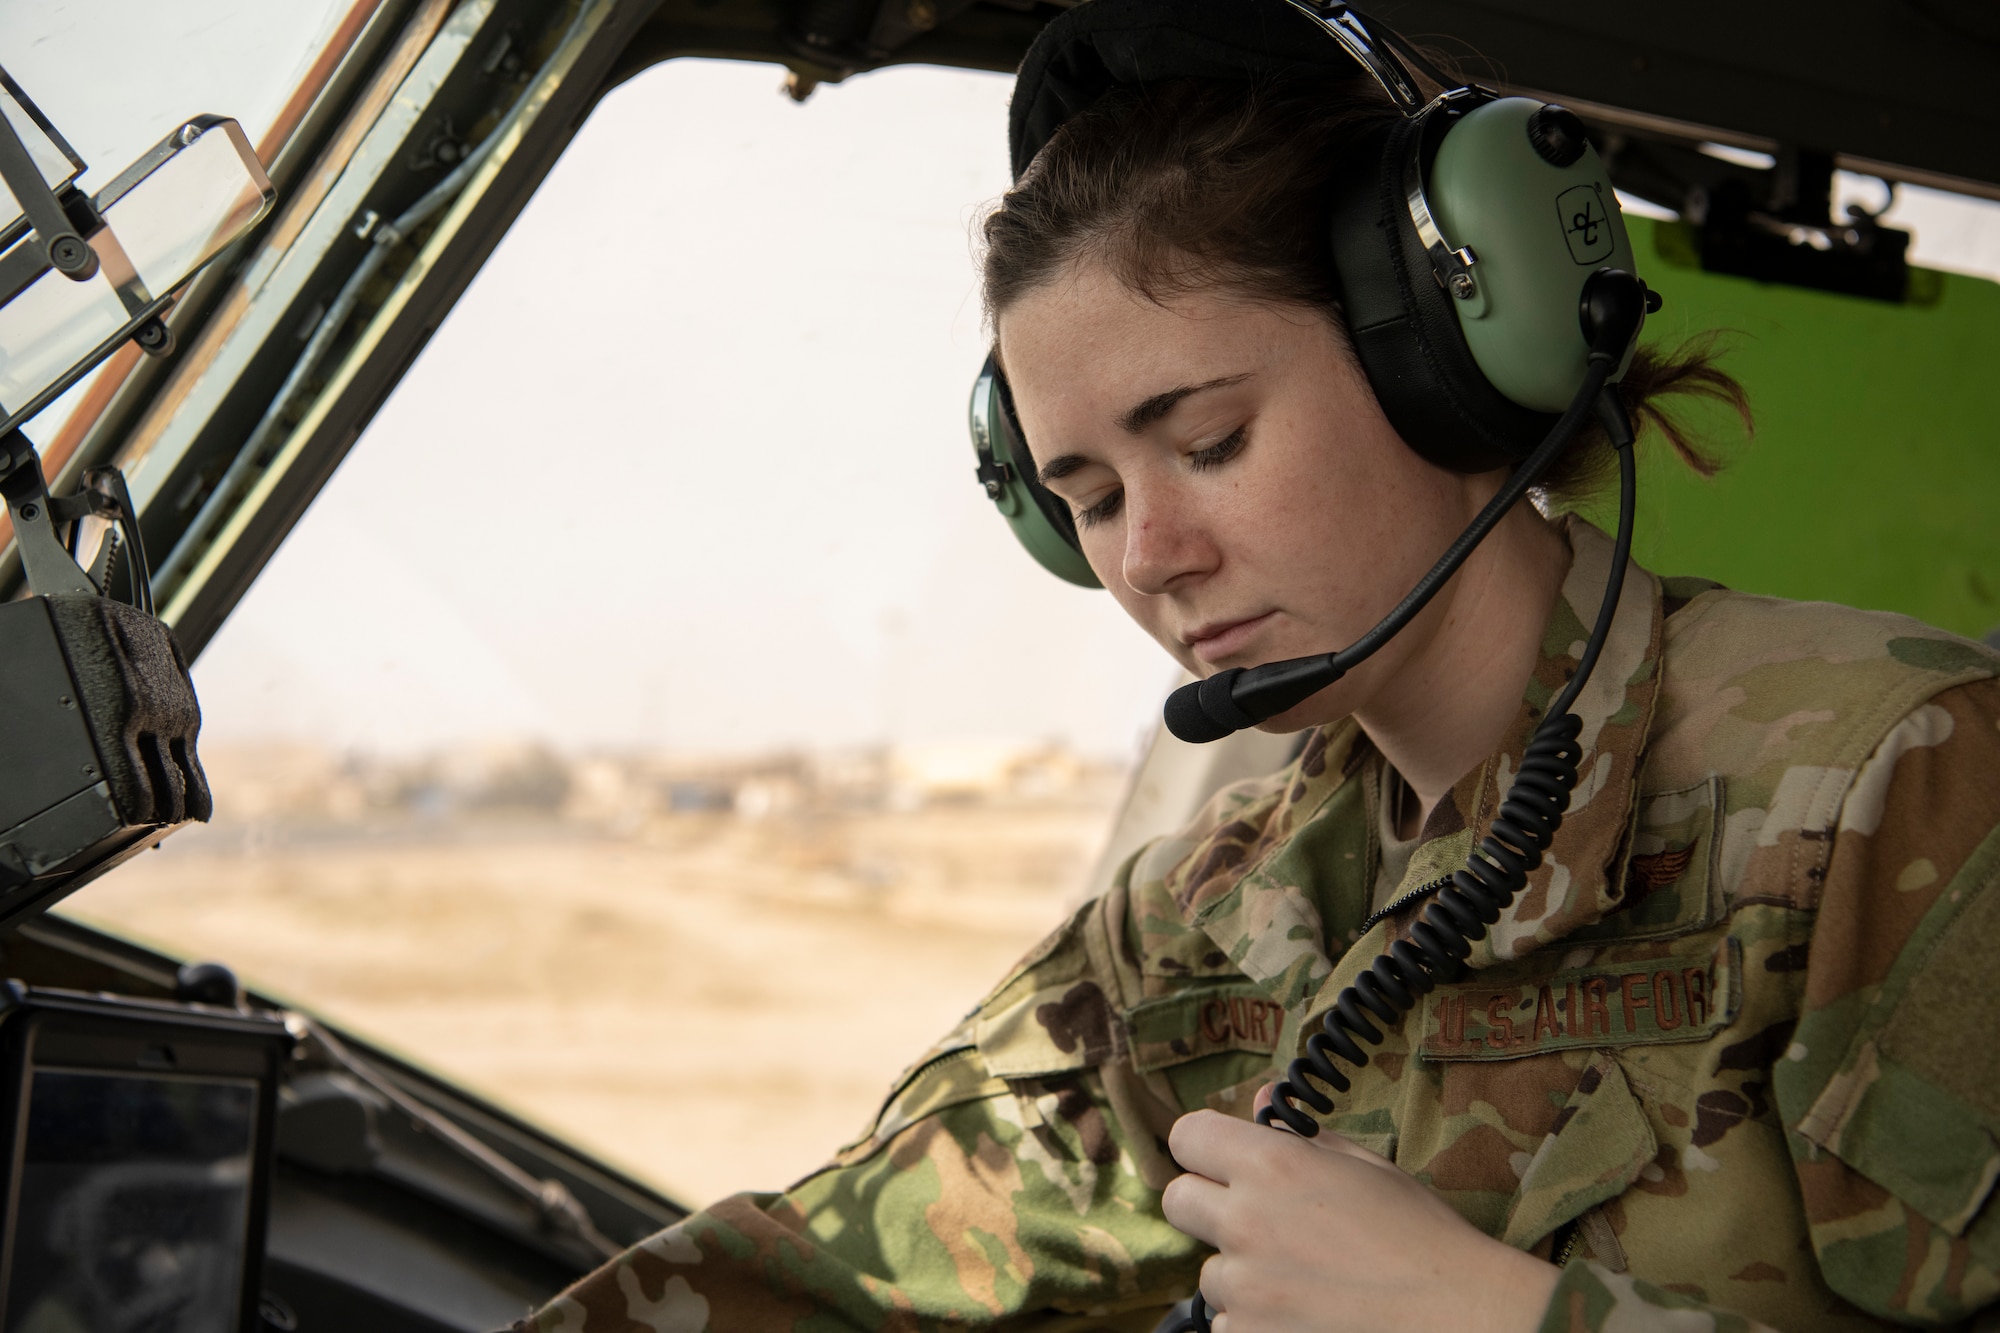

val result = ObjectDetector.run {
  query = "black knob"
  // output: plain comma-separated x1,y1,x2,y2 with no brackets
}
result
1527,104,1589,168
258,1292,299,1332
1579,268,1647,361
176,960,244,1008
134,315,176,358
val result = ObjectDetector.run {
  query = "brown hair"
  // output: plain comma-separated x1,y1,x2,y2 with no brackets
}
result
980,78,1749,506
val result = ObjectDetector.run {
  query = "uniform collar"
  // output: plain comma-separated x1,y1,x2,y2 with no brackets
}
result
1165,517,1664,992
1407,516,1663,966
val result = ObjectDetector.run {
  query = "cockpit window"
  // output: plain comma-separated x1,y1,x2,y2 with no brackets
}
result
58,57,1172,1206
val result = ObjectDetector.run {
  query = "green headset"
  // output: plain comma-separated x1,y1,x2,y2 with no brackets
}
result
968,0,1644,588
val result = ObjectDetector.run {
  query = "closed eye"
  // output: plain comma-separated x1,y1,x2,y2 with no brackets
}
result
1189,425,1247,472
1076,489,1123,529
1076,426,1246,529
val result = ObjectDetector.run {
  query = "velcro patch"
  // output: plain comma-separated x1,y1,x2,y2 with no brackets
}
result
1128,984,1287,1073
1569,777,1722,943
1420,938,1741,1062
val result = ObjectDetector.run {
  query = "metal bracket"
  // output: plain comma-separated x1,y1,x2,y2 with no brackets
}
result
0,432,155,610
974,455,1013,501
0,432,98,597
1403,89,1493,297
0,68,96,282
49,477,123,594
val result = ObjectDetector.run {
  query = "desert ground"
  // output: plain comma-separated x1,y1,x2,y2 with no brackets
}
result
60,776,1116,1210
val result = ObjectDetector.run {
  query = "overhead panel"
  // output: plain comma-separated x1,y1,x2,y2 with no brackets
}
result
1363,1,2000,197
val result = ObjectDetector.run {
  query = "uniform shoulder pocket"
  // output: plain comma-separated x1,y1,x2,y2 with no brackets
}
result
834,1043,1008,1161
1791,824,2000,1248
831,903,1108,1163
974,897,1128,1080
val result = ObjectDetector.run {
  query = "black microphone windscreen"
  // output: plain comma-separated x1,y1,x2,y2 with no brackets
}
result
1165,679,1236,744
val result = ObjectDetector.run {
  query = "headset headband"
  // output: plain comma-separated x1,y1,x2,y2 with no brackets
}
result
1012,0,1498,305
1007,0,1379,178
1284,3,1491,303
1278,2,1423,112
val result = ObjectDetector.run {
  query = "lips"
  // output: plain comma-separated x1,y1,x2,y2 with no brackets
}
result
1183,610,1277,665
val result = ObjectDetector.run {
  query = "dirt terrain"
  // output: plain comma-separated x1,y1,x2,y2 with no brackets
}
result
61,797,1113,1209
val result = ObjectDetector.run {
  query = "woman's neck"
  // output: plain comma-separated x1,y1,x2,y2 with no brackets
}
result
1356,505,1571,829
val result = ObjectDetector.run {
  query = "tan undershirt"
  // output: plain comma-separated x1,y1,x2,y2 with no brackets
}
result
1371,760,1423,915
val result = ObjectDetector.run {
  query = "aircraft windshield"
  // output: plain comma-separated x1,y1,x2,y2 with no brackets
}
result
59,57,1172,1208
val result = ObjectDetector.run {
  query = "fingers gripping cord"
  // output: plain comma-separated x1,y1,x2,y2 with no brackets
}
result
1181,417,1637,1333
1177,716,1587,1332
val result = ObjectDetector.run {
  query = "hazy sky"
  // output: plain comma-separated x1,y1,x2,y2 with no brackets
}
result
191,58,1178,759
9,9,2000,759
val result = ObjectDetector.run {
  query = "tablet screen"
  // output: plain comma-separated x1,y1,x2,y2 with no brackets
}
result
4,1067,258,1333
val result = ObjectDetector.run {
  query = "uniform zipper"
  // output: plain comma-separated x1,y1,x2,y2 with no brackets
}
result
1359,874,1453,935
899,1044,978,1089
1549,1219,1583,1268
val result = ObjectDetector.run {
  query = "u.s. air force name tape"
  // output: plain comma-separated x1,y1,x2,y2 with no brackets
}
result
1420,936,1742,1061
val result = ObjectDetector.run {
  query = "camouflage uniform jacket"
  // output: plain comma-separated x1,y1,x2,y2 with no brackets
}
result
524,520,2000,1333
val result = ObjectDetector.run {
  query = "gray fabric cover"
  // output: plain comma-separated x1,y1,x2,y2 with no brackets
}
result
44,594,212,827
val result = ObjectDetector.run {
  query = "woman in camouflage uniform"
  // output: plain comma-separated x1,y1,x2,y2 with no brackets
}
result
523,4,2000,1331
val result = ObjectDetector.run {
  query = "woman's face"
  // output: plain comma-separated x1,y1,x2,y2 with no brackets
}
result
996,260,1492,732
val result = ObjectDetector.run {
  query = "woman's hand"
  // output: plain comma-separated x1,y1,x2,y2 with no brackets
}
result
1161,1096,1560,1333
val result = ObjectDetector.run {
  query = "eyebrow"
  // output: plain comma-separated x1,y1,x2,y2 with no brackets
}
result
1036,453,1090,486
1117,373,1252,434
1034,373,1254,486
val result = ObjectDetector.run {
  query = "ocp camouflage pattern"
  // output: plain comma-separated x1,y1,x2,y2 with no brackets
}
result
517,520,2000,1332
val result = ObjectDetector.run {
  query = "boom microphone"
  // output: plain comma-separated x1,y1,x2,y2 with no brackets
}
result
1163,659,1339,744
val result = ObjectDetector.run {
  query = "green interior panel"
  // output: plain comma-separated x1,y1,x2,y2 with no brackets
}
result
1575,216,2000,642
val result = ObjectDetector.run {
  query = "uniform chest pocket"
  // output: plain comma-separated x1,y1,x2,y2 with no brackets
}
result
1571,776,1725,943
1499,1052,1659,1252
1400,923,1742,1248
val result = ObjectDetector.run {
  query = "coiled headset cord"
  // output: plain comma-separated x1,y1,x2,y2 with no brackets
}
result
1262,409,1634,1134
1177,358,1639,1333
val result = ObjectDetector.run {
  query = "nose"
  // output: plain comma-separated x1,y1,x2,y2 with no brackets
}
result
1120,481,1214,597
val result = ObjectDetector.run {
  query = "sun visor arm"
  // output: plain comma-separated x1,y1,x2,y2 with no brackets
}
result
0,70,257,932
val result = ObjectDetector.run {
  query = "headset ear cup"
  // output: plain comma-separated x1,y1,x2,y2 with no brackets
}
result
969,361,1102,588
1328,118,1559,473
